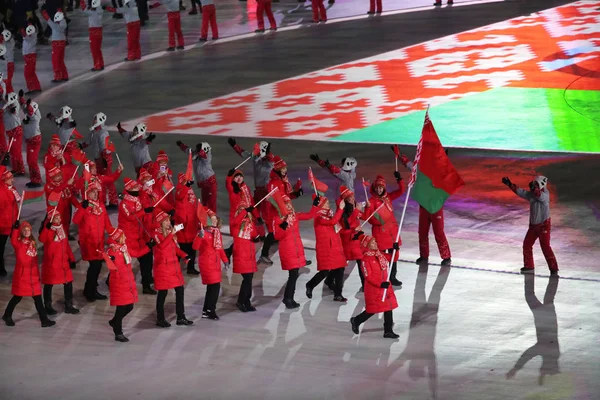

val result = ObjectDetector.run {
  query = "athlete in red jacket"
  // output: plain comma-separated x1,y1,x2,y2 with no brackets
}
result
106,228,139,342
193,215,229,320
0,166,19,276
73,182,114,302
225,168,261,260
139,167,174,233
40,209,79,315
2,221,56,327
44,166,78,239
174,173,199,275
272,195,317,309
118,177,157,294
153,211,193,327
350,235,399,339
231,200,260,312
306,195,348,302
363,173,404,286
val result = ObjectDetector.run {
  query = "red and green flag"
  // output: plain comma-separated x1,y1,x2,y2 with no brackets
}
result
46,191,61,207
184,150,193,182
252,143,261,157
101,252,118,271
105,136,116,153
409,111,464,214
70,147,88,168
161,179,174,194
197,202,212,227
372,203,394,225
83,162,93,191
308,167,328,196
268,189,290,218
22,189,45,205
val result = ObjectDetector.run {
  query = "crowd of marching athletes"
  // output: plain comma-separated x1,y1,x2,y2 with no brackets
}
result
0,99,559,343
0,0,461,93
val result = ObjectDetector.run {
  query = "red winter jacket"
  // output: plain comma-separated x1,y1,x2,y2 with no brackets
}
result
152,229,187,290
75,168,122,200
40,224,75,285
265,171,298,228
364,179,405,251
225,175,259,232
44,180,79,234
10,230,42,297
314,207,347,271
174,183,199,243
140,187,173,232
154,175,176,207
362,250,398,314
108,245,139,306
193,229,228,285
73,202,113,261
118,194,150,257
0,183,19,235
272,208,315,270
339,206,364,261
231,208,258,274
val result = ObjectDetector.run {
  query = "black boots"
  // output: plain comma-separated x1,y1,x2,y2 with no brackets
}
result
383,321,399,339
305,283,314,299
202,310,219,320
115,334,129,342
390,263,402,287
143,285,157,295
176,316,194,326
156,319,171,328
64,299,80,314
43,286,57,315
2,314,15,326
282,298,300,309
441,258,452,266
350,317,359,334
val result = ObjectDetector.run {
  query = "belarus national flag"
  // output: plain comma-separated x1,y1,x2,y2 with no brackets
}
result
409,111,464,214
46,191,61,207
308,167,328,196
22,190,45,205
268,189,290,218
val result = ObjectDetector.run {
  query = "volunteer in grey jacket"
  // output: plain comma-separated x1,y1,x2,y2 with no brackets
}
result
21,24,42,93
309,153,357,193
2,92,25,175
117,122,155,175
176,140,217,212
82,0,105,71
41,7,69,82
18,91,42,187
1,29,15,93
164,0,185,50
107,0,141,61
502,175,559,275
46,105,81,154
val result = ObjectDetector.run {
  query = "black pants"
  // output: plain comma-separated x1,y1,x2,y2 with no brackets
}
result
325,260,364,287
156,285,185,320
261,232,275,258
84,260,103,295
190,0,202,9
138,0,148,21
284,269,299,301
138,251,153,287
179,242,197,271
0,234,8,274
43,282,74,306
111,304,134,334
204,283,220,312
225,244,233,260
3,295,48,321
355,310,394,331
237,273,253,305
308,267,344,297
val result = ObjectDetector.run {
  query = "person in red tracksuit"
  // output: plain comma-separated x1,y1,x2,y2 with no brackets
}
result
272,195,317,309
263,156,302,264
107,0,141,61
164,0,185,50
399,152,451,266
2,221,56,328
150,150,175,208
0,166,20,277
118,177,157,294
174,173,200,275
106,228,139,342
44,166,78,239
255,0,277,33
2,92,25,176
82,0,106,71
311,0,327,23
40,209,80,315
42,134,65,179
350,234,399,339
199,0,218,41
41,7,69,82
193,215,229,320
367,0,382,15
363,173,404,286
21,24,42,93
73,182,114,302
153,211,193,327
305,195,348,302
325,186,365,291
231,199,260,312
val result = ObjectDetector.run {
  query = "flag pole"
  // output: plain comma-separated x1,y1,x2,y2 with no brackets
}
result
359,203,384,229
115,153,122,167
134,215,152,238
395,156,398,172
309,167,317,196
153,187,174,208
254,187,278,208
59,131,73,156
235,156,252,170
70,164,80,182
381,183,412,302
361,178,369,201
16,190,25,220
7,137,14,153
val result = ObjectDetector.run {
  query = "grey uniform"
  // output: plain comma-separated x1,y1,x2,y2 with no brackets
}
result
193,151,215,182
122,131,151,169
515,188,550,225
22,109,41,140
88,126,109,160
57,118,76,145
241,149,274,188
